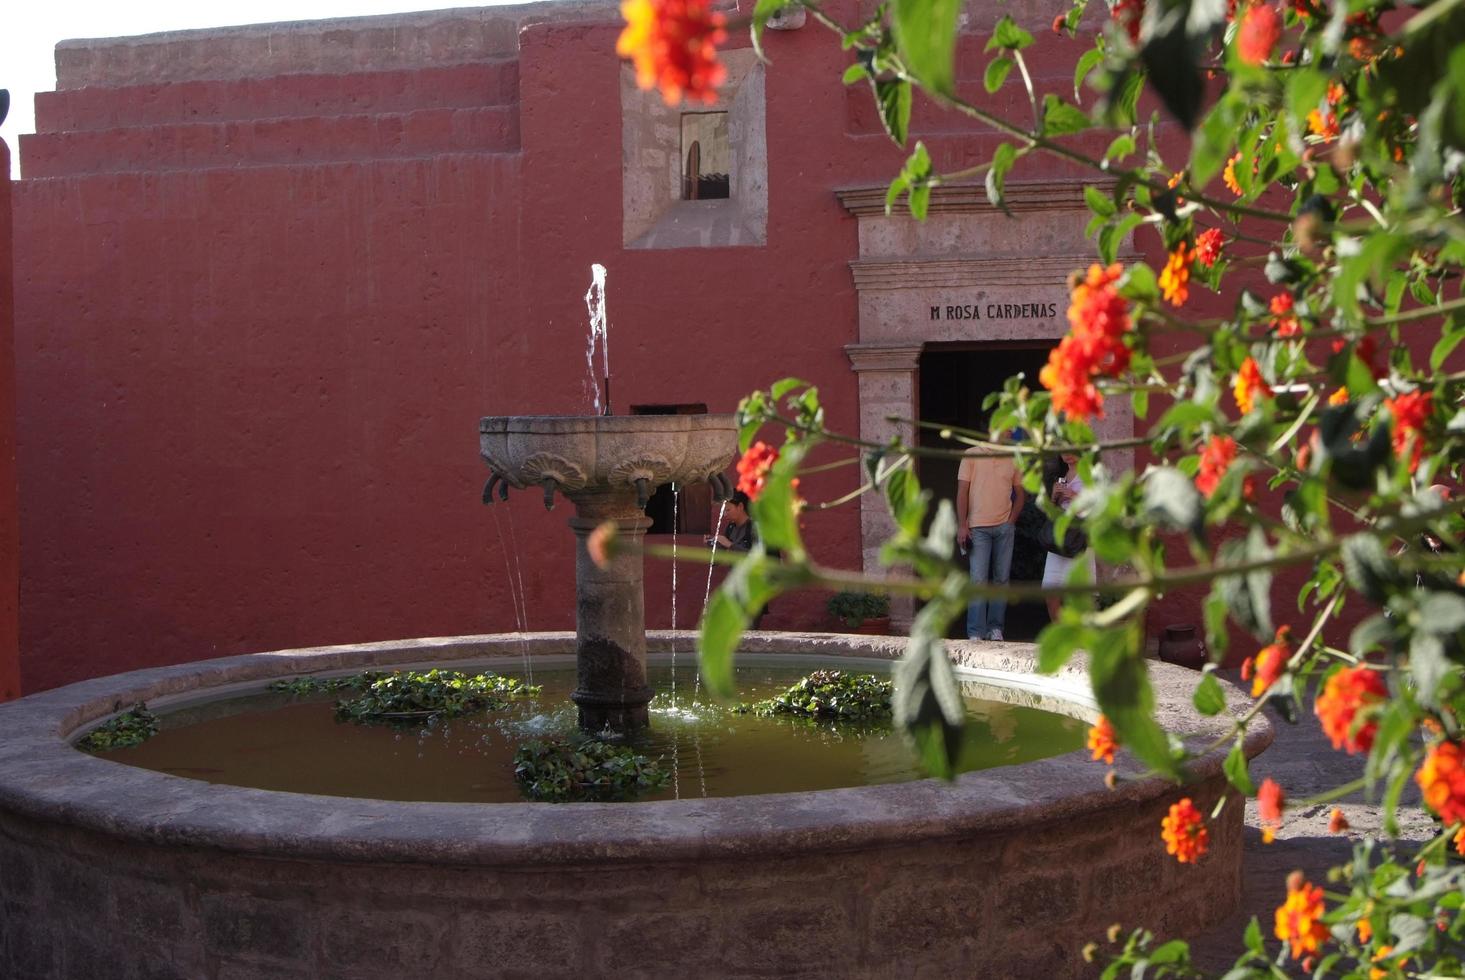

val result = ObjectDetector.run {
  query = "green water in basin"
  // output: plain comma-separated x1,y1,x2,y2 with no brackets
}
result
95,661,1086,802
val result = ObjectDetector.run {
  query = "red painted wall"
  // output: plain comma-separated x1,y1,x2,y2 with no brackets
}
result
14,1,1391,690
0,138,19,701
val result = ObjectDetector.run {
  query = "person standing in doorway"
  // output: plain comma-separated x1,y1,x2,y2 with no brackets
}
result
956,433,1026,641
1042,452,1096,622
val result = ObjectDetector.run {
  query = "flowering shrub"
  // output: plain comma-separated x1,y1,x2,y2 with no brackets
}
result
621,0,1465,972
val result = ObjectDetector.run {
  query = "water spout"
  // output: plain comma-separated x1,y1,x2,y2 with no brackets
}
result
541,477,558,511
584,263,610,414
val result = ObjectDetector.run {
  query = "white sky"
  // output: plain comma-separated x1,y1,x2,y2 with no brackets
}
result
1,1,528,177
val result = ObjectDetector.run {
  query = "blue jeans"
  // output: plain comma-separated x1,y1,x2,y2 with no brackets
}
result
966,522,1015,639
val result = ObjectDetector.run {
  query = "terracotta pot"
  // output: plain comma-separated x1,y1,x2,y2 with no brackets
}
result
1158,624,1207,670
853,616,891,636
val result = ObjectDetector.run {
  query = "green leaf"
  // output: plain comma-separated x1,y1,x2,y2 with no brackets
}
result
1037,620,1088,673
770,377,810,402
1139,5,1203,128
1075,46,1105,99
1120,262,1160,303
893,581,967,778
1192,672,1227,716
1223,739,1254,794
985,142,1017,212
894,0,962,95
1041,94,1091,136
984,56,1014,94
1243,917,1263,955
1409,631,1449,708
751,442,806,558
1084,185,1116,218
1341,534,1395,604
1431,318,1465,372
1103,133,1137,165
1419,592,1465,636
1087,624,1179,779
987,15,1035,51
842,62,867,85
750,0,793,62
1143,467,1204,541
699,588,748,701
873,77,913,147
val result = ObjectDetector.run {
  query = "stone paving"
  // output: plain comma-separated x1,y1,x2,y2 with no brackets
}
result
1184,676,1436,972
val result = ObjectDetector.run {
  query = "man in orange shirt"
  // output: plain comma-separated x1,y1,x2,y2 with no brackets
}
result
956,436,1026,641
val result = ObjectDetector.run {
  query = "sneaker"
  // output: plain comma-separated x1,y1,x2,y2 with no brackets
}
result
987,628,1004,642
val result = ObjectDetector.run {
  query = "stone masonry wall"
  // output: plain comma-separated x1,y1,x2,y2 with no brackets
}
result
0,773,1241,979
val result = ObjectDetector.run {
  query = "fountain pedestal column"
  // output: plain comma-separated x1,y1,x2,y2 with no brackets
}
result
568,488,653,731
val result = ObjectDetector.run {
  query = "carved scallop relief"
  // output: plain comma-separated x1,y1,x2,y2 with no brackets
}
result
609,456,674,489
516,453,589,491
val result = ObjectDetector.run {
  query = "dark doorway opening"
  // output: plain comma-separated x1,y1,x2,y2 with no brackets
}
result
918,342,1056,641
631,404,713,535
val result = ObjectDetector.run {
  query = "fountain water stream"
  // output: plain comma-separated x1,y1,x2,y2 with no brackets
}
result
583,263,610,414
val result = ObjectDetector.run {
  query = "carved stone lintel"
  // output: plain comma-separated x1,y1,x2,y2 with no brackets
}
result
845,343,923,373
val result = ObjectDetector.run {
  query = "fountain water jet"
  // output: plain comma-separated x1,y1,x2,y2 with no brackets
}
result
480,414,735,731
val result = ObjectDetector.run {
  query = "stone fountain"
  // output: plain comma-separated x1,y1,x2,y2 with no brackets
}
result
478,414,737,730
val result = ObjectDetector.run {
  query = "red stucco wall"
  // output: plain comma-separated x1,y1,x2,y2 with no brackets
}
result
0,139,19,701
13,4,901,690
16,1,1394,690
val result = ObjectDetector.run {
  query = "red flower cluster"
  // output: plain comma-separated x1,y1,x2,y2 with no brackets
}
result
1315,666,1387,753
1161,798,1209,863
1416,741,1465,826
1159,241,1193,307
1269,293,1300,337
617,0,727,106
1248,625,1291,698
1195,228,1225,267
1040,264,1133,421
1385,389,1433,474
1258,778,1285,843
735,441,779,501
1111,0,1144,43
1275,872,1328,960
1088,715,1118,764
1233,357,1270,415
1196,435,1237,498
1238,4,1282,64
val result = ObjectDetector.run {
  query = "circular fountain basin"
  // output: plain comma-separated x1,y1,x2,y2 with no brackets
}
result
0,632,1269,979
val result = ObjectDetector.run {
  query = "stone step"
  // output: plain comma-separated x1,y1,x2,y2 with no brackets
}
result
34,61,519,133
21,106,520,177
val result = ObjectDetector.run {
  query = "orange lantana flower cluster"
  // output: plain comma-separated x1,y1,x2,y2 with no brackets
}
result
1315,666,1387,753
1224,154,1244,195
1247,626,1292,698
1195,228,1225,267
1385,389,1433,474
1416,740,1465,825
617,0,727,106
1088,715,1118,764
1233,357,1270,415
1269,293,1300,337
1161,797,1209,863
735,441,779,501
1238,3,1282,64
1040,264,1133,421
1159,242,1193,307
1258,778,1285,843
1275,872,1328,960
1196,434,1237,498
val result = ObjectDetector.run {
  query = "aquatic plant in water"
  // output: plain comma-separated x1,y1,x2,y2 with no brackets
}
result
738,670,892,722
513,738,670,803
293,669,541,724
77,704,159,751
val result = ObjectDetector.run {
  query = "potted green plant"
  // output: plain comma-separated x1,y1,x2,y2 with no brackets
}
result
826,590,891,635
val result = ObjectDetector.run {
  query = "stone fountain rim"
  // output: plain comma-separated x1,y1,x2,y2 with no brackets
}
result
479,414,737,433
0,631,1271,868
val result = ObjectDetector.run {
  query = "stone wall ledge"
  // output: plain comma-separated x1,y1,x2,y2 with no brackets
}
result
0,631,1271,869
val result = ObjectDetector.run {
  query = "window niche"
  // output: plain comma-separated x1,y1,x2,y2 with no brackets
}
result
621,48,767,249
681,112,730,200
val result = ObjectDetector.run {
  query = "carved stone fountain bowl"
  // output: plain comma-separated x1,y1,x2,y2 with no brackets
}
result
479,415,738,495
